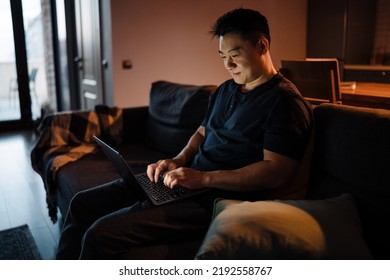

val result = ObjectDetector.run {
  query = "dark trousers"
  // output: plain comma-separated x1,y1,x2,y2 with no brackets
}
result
56,179,213,259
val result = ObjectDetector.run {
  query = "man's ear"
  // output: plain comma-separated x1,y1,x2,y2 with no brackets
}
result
257,38,268,54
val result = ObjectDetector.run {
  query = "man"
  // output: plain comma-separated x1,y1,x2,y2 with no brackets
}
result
56,8,313,259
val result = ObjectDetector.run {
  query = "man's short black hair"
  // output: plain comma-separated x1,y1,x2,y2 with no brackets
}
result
209,8,271,46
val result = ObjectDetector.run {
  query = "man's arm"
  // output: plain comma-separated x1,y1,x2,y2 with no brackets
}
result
204,149,299,191
162,149,299,192
174,126,205,167
146,126,205,183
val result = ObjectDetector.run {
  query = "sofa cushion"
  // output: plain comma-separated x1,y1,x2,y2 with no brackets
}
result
308,104,390,259
195,193,372,259
148,80,215,127
145,80,216,157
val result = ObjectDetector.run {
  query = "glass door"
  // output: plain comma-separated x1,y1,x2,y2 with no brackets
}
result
0,0,56,129
55,0,72,111
0,0,20,121
22,0,50,120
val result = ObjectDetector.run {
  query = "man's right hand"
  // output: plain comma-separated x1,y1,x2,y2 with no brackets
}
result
146,158,183,183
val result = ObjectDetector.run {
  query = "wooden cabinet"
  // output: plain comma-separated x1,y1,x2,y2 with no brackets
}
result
344,65,390,83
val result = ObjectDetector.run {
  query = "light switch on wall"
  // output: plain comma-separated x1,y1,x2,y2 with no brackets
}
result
122,60,133,69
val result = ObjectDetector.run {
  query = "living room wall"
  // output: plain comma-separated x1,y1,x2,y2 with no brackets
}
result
110,0,307,107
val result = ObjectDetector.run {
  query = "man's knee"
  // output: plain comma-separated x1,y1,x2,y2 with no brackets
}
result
80,221,108,259
67,191,89,221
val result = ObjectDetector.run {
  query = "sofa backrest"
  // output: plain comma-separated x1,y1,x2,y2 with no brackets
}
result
145,80,217,157
308,103,390,259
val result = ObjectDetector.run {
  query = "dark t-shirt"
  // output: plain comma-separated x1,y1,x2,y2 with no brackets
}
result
191,73,313,171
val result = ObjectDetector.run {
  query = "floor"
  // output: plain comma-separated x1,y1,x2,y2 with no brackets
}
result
0,129,62,260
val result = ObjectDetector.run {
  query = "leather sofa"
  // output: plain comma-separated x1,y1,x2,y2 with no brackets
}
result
31,80,390,259
197,103,390,260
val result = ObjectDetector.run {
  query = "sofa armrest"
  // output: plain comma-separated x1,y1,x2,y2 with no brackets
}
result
122,106,149,143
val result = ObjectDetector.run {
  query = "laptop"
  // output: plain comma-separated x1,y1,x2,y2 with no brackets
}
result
93,135,210,206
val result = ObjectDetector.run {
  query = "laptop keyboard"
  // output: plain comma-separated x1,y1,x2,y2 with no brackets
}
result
137,174,187,203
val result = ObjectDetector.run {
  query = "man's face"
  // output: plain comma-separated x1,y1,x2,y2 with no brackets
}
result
219,33,263,86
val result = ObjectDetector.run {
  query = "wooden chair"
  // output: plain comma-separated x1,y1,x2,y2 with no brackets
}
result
280,58,341,105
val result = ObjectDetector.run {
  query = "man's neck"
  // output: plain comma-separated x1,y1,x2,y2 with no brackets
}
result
242,68,277,92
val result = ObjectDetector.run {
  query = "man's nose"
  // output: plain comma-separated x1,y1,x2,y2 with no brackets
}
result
225,57,236,69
